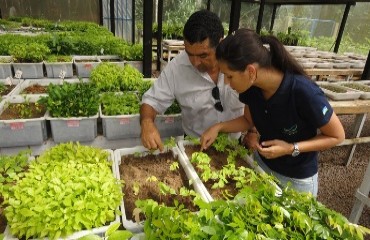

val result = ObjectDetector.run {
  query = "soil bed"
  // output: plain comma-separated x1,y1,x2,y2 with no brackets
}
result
118,151,198,221
21,84,47,94
0,103,46,120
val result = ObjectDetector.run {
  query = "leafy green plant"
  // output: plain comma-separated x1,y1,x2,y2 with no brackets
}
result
45,54,72,63
100,92,140,116
9,42,50,63
90,62,123,92
0,83,6,95
4,142,123,240
39,80,99,117
119,43,143,61
120,64,144,91
164,100,181,114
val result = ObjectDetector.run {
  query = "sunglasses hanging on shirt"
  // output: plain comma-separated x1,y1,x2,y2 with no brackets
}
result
212,86,224,112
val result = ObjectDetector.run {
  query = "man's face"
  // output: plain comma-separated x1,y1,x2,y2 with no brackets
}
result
184,38,217,73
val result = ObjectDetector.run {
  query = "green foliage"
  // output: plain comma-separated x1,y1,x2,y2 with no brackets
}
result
100,92,140,116
276,27,301,46
136,183,370,239
5,98,44,119
120,64,144,91
9,42,50,63
45,54,72,62
39,80,99,117
119,43,143,61
0,150,31,205
0,83,6,95
4,143,123,240
137,79,153,100
90,63,123,92
164,100,181,114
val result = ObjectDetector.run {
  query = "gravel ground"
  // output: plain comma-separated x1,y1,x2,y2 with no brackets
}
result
317,114,370,238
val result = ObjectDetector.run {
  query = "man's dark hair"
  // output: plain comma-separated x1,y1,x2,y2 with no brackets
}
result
183,10,224,49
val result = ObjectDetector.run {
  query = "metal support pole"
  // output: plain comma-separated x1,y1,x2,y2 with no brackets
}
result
349,158,370,223
143,0,153,78
156,0,163,71
207,0,211,10
132,0,136,43
109,0,115,35
256,0,266,34
228,0,241,35
334,3,351,53
269,4,278,33
361,50,370,80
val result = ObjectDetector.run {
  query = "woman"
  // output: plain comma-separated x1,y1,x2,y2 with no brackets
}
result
200,29,345,196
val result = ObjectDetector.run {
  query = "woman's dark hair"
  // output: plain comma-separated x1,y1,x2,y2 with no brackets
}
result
183,10,224,49
216,28,305,75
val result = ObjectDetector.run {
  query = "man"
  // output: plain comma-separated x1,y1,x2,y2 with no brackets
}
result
140,10,244,151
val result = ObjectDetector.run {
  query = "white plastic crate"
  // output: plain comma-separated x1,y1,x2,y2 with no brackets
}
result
114,145,209,233
4,149,121,240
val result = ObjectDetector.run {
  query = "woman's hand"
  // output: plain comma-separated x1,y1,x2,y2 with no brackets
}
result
256,139,292,159
200,124,222,151
241,131,260,150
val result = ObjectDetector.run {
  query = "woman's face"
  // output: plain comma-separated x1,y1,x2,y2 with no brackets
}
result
219,61,252,93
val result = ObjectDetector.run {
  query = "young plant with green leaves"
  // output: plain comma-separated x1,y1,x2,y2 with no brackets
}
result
120,64,144,91
3,97,45,119
100,92,140,116
90,62,123,92
4,143,123,240
9,42,50,63
39,80,99,117
0,83,7,95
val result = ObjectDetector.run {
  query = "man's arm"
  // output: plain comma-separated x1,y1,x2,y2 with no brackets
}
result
140,103,164,151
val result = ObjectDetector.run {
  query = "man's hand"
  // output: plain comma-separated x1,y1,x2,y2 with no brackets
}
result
141,119,164,151
200,124,221,151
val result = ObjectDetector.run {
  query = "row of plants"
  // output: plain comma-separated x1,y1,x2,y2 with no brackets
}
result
0,20,143,63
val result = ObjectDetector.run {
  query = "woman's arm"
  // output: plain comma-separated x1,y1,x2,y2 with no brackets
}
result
257,112,345,159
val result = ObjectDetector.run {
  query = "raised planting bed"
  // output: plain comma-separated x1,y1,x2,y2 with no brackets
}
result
4,143,122,240
339,82,370,100
114,143,208,233
0,79,23,99
177,135,277,202
317,82,362,101
0,95,47,147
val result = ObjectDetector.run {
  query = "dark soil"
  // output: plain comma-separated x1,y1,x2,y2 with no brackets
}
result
0,103,46,120
118,151,198,221
0,85,16,96
318,115,370,238
0,202,5,233
20,84,47,94
184,145,254,199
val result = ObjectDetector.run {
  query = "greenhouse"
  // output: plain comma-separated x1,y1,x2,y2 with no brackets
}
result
0,0,370,239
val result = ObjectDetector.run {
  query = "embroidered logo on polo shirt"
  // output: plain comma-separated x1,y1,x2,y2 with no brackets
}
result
322,106,328,115
283,124,298,135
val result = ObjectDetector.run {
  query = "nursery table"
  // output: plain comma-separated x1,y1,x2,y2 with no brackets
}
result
330,99,370,166
306,68,363,81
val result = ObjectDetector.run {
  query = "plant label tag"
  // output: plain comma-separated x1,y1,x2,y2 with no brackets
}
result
100,48,104,55
67,120,80,127
5,77,12,86
165,117,174,124
14,70,23,79
59,70,66,79
119,118,130,125
84,63,92,69
10,122,24,130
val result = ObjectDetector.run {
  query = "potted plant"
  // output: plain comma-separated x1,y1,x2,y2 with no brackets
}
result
44,54,74,78
119,43,143,73
90,62,123,92
9,42,50,79
277,27,300,46
99,92,141,140
39,80,100,143
0,95,47,147
0,78,23,99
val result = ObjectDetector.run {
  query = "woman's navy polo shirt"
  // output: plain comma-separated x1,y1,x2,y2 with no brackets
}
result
239,72,333,179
